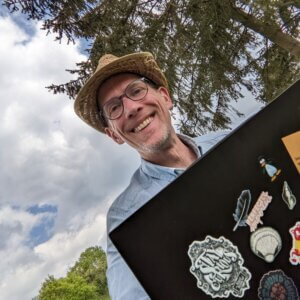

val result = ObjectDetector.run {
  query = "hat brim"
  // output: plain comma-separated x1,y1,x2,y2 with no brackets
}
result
74,52,168,133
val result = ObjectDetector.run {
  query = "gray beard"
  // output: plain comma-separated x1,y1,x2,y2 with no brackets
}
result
138,127,172,154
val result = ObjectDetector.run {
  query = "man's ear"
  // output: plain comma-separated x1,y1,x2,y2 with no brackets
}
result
158,86,173,110
104,127,124,145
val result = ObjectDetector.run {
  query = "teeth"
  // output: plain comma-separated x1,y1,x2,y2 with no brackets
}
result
134,116,153,133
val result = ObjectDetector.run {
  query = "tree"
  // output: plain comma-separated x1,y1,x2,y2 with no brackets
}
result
68,246,109,296
36,246,109,300
4,0,300,135
38,274,100,300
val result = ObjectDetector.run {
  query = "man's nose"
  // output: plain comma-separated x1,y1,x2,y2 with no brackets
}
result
122,96,143,118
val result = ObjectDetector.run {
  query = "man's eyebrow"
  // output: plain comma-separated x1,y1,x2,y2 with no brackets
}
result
98,94,120,110
103,80,138,104
96,83,122,109
98,77,145,108
105,95,122,104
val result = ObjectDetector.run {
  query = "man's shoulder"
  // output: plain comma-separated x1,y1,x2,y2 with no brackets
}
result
106,166,152,232
194,131,229,154
108,168,142,211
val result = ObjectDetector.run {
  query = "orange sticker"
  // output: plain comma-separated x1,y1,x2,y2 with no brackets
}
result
281,131,300,174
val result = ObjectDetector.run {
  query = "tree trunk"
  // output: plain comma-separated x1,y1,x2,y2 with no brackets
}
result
229,4,300,59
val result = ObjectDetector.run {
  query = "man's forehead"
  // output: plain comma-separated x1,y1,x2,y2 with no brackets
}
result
100,72,140,91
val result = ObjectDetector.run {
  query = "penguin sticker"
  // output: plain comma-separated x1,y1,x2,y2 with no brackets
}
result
258,156,281,182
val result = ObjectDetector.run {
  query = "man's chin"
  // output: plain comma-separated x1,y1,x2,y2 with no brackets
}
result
138,131,171,153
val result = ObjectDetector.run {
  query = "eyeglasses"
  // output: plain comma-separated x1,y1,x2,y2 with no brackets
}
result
99,77,150,120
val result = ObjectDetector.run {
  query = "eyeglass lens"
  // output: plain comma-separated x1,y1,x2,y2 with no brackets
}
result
102,79,148,120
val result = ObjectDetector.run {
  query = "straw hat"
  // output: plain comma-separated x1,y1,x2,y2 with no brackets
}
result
74,52,168,133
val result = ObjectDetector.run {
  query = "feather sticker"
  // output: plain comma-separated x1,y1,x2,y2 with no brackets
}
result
233,190,252,231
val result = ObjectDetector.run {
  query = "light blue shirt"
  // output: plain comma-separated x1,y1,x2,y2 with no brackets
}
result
106,132,228,300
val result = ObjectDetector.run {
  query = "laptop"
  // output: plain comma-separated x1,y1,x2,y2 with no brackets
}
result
110,80,300,299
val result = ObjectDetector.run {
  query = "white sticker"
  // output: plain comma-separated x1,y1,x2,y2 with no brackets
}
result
250,226,282,263
282,181,297,210
188,236,251,298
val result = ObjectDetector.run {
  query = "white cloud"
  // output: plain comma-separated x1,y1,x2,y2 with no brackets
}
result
0,213,106,300
0,206,38,249
0,14,139,300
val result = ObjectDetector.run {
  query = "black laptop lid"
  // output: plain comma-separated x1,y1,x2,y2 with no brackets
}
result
110,80,300,299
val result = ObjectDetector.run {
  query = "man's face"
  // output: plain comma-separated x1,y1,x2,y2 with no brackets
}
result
97,73,174,157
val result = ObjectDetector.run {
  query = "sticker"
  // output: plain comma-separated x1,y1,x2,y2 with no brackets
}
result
281,131,300,174
232,190,252,231
250,227,282,263
246,191,272,232
188,236,251,298
282,181,297,210
258,269,299,300
258,156,281,182
289,221,300,265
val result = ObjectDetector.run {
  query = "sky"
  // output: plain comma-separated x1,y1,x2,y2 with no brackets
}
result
0,5,261,300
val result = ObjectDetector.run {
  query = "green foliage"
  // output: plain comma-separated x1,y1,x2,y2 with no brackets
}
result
38,274,100,300
4,0,300,135
68,246,109,296
36,246,109,300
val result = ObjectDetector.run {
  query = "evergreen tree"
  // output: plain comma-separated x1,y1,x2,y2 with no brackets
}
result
4,0,300,135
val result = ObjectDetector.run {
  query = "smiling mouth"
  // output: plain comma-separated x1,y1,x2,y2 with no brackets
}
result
133,115,154,133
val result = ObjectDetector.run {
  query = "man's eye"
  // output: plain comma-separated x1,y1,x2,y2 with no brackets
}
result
110,104,121,112
131,86,145,96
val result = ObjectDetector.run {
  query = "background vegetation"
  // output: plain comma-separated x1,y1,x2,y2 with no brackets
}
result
35,247,109,300
4,0,300,135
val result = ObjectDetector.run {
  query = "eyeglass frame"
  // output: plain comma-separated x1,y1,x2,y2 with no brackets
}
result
96,76,157,127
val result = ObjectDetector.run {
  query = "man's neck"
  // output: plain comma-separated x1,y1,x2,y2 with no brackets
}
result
141,134,197,168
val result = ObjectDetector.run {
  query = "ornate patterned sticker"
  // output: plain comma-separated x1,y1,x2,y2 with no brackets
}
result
258,269,299,300
289,221,300,265
188,236,251,298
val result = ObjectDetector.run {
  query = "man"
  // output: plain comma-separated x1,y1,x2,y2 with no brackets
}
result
74,52,227,299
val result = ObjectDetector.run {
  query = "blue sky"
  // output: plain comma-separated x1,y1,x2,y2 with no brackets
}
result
27,204,58,215
0,4,261,299
26,204,57,246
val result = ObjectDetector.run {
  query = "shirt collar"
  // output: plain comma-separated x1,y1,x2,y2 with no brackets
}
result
140,134,201,180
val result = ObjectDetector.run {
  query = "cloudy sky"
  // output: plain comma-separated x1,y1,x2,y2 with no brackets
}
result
0,6,261,300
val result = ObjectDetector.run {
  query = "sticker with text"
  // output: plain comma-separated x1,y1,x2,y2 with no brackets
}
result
232,191,272,232
250,227,282,263
289,221,300,265
188,236,251,298
282,181,297,210
258,269,299,300
246,191,272,232
258,156,281,182
281,131,300,174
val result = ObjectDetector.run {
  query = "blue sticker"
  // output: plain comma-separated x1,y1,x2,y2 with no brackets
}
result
258,269,299,300
258,156,281,182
